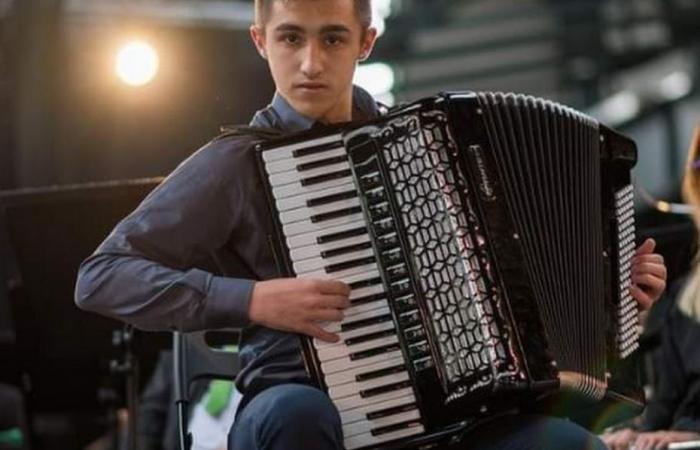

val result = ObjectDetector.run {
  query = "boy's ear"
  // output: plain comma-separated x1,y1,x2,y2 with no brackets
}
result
249,25,267,59
359,27,378,62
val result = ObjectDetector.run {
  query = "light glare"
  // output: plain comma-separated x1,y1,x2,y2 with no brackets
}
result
354,63,395,97
116,41,159,87
658,71,692,101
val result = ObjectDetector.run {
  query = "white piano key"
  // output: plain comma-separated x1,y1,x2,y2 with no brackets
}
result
345,299,390,319
329,371,410,400
317,335,399,362
272,173,353,200
344,421,425,450
303,271,380,287
315,309,394,351
325,306,391,333
343,409,421,438
270,161,351,187
276,182,356,212
290,234,371,261
349,284,386,301
280,198,361,225
261,134,342,163
286,220,367,249
283,213,365,237
324,355,405,387
339,392,417,424
321,349,404,375
266,147,348,174
335,386,415,412
298,263,379,283
293,248,375,274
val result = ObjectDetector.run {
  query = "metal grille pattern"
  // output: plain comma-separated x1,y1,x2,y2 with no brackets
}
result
378,111,520,393
614,185,639,358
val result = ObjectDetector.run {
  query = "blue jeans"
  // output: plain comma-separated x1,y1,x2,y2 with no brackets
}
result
227,384,606,450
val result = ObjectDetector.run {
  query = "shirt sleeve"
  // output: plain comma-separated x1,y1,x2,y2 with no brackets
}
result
75,136,257,332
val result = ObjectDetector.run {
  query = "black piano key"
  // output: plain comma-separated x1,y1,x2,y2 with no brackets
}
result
341,313,392,332
310,206,363,224
307,190,357,207
317,227,367,244
344,329,396,346
296,155,348,172
325,256,376,274
370,419,423,437
321,241,372,259
292,141,341,158
350,292,386,306
348,277,382,290
301,169,352,187
356,363,406,382
349,342,401,361
360,380,412,399
366,402,417,420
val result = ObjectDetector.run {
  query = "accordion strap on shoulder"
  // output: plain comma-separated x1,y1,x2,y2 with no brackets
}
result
216,125,284,142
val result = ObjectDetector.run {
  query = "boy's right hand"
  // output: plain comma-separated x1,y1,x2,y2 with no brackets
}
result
248,278,351,343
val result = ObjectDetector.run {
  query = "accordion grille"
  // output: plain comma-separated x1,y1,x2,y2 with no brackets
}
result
376,112,521,395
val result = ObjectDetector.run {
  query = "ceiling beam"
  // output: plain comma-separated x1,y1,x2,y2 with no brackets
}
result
62,0,253,29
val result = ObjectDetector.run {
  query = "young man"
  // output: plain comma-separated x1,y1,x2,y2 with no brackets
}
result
75,1,667,449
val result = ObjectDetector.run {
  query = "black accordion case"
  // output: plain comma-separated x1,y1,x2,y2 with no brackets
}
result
256,91,643,450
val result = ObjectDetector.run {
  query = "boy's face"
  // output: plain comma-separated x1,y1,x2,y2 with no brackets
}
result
250,0,377,124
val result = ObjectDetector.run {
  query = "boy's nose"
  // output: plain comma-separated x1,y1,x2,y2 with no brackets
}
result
300,44,324,78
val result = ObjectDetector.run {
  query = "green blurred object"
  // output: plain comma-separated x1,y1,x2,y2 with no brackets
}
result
0,428,23,447
203,344,238,417
204,379,235,418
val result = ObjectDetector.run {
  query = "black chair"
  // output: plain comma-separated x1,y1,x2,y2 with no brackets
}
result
172,330,241,450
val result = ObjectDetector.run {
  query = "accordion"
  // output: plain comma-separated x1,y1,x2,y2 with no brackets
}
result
256,92,643,450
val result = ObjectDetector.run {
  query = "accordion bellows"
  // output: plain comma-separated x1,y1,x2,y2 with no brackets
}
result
257,92,643,450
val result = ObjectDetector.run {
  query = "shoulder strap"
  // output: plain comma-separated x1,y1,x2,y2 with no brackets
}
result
215,125,284,142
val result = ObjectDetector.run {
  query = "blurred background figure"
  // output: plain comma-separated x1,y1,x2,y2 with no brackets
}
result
0,0,699,448
603,125,700,450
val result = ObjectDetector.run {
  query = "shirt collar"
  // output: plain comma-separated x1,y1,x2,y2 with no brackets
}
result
249,85,379,133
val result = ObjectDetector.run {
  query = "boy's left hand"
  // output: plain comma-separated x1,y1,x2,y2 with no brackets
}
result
630,238,667,310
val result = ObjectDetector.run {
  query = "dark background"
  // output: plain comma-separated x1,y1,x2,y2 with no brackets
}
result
0,0,698,448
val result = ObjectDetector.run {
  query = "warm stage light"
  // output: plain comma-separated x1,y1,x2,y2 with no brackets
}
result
115,41,159,87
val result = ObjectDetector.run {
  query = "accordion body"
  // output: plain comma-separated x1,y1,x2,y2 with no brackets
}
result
256,92,643,450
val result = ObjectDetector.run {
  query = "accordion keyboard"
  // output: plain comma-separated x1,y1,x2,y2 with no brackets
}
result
261,133,426,449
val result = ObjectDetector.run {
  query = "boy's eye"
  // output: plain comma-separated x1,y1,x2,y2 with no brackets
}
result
325,34,345,46
281,33,301,45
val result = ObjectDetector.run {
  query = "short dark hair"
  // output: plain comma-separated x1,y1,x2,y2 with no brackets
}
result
254,0,372,30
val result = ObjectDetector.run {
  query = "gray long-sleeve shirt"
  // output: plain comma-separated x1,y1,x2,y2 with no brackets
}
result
75,87,379,391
